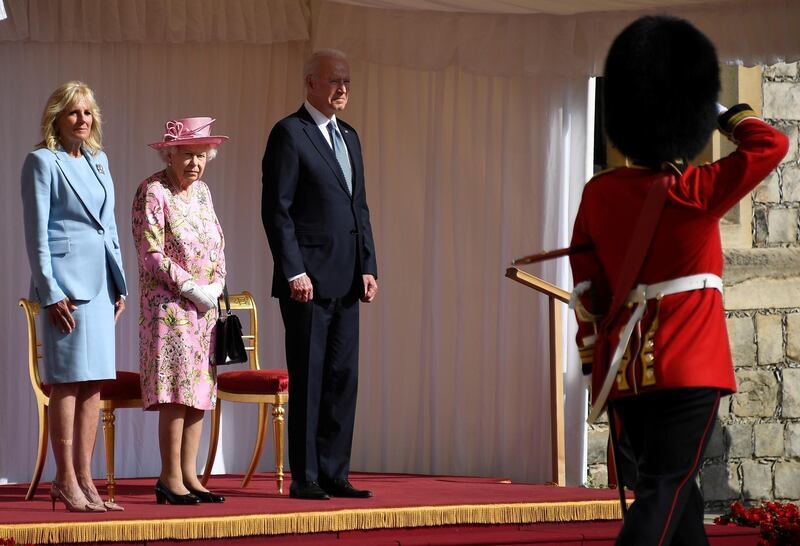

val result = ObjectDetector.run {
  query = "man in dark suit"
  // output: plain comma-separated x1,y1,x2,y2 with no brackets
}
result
262,49,378,500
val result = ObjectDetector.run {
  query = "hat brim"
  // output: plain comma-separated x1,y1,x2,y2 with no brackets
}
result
148,136,229,150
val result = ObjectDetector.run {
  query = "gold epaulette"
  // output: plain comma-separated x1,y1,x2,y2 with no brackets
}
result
579,344,594,365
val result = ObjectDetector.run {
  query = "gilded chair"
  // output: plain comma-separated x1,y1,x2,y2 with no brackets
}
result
201,291,289,494
19,298,142,503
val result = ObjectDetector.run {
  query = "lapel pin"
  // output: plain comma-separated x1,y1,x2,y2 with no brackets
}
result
96,164,105,174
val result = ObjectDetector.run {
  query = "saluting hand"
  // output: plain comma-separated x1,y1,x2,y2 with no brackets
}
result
47,297,78,334
362,274,378,303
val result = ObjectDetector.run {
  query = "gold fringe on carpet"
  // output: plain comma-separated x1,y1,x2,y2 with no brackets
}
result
0,500,628,544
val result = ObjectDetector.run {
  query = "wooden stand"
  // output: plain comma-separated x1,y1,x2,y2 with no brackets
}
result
505,267,569,486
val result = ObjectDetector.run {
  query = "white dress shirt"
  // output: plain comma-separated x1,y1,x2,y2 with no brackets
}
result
304,100,351,163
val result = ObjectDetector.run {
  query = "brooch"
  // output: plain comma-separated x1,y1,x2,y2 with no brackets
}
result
96,164,105,174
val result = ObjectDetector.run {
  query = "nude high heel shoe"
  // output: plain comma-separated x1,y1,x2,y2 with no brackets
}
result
79,482,123,512
49,482,105,513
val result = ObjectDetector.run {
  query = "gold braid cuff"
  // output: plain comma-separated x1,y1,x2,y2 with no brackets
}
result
719,103,758,139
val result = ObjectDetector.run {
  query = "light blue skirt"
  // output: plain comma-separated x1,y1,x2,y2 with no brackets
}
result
41,264,117,384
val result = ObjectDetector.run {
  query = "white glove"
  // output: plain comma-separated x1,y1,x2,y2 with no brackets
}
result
716,103,728,115
181,280,216,313
201,282,223,306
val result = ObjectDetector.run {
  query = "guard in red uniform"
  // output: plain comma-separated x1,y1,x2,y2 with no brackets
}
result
569,16,788,546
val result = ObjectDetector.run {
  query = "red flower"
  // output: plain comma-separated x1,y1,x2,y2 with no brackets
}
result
715,501,800,546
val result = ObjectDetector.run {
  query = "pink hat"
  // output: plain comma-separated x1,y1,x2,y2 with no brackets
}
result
148,117,229,149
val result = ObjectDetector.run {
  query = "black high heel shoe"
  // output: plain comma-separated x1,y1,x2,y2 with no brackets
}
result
155,480,201,505
187,488,225,503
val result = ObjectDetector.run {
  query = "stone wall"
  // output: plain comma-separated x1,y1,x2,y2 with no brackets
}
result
586,62,800,510
701,61,800,510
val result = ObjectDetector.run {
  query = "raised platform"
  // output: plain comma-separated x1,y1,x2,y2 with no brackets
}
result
0,473,757,545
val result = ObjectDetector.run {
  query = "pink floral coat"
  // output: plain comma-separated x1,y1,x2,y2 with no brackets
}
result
131,171,226,410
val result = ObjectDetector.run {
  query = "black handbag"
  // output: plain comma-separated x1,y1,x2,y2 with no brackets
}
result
213,285,248,366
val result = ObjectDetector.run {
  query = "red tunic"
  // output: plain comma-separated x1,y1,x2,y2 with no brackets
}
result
570,114,788,401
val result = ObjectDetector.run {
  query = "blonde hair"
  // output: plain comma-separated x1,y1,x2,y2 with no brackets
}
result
38,81,103,155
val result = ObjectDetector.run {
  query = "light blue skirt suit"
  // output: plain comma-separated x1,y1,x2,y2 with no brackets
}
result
21,147,127,384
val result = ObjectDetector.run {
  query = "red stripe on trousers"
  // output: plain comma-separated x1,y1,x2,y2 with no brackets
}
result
657,390,721,546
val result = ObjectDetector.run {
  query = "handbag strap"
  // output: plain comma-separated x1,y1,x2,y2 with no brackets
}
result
602,174,671,328
218,284,232,316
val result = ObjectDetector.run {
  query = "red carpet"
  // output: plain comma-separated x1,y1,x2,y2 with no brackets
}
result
0,473,757,545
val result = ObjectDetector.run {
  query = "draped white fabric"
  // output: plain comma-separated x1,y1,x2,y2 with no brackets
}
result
0,0,309,43
315,0,800,77
0,0,798,487
333,0,750,15
338,60,591,481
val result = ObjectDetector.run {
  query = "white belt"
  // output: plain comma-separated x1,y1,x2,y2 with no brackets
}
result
625,273,723,305
587,273,723,424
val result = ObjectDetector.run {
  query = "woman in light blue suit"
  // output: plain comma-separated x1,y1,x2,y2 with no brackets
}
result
21,81,127,513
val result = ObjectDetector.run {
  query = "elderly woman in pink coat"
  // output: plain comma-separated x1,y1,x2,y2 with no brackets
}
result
131,117,228,505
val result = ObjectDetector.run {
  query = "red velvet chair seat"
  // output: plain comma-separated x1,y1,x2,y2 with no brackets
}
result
101,371,142,400
217,369,289,394
41,371,141,400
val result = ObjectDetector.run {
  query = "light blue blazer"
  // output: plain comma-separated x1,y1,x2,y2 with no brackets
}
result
21,147,127,307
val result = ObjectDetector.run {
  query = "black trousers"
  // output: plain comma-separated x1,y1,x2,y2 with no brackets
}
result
280,294,360,485
612,388,721,546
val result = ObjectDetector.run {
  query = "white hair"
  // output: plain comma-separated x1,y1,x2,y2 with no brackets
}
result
303,49,348,80
157,144,218,164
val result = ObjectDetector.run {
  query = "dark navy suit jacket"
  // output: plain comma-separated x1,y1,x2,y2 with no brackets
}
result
262,105,377,299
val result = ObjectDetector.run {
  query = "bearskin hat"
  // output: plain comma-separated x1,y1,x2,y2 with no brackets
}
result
603,16,720,166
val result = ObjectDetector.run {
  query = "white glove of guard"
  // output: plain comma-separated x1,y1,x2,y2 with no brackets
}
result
181,280,216,313
716,103,728,115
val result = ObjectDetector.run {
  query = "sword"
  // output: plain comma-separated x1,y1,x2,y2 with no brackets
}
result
511,243,593,266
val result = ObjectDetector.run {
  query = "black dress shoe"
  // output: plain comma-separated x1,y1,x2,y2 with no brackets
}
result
320,479,373,498
155,480,201,505
289,481,331,500
187,487,225,503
